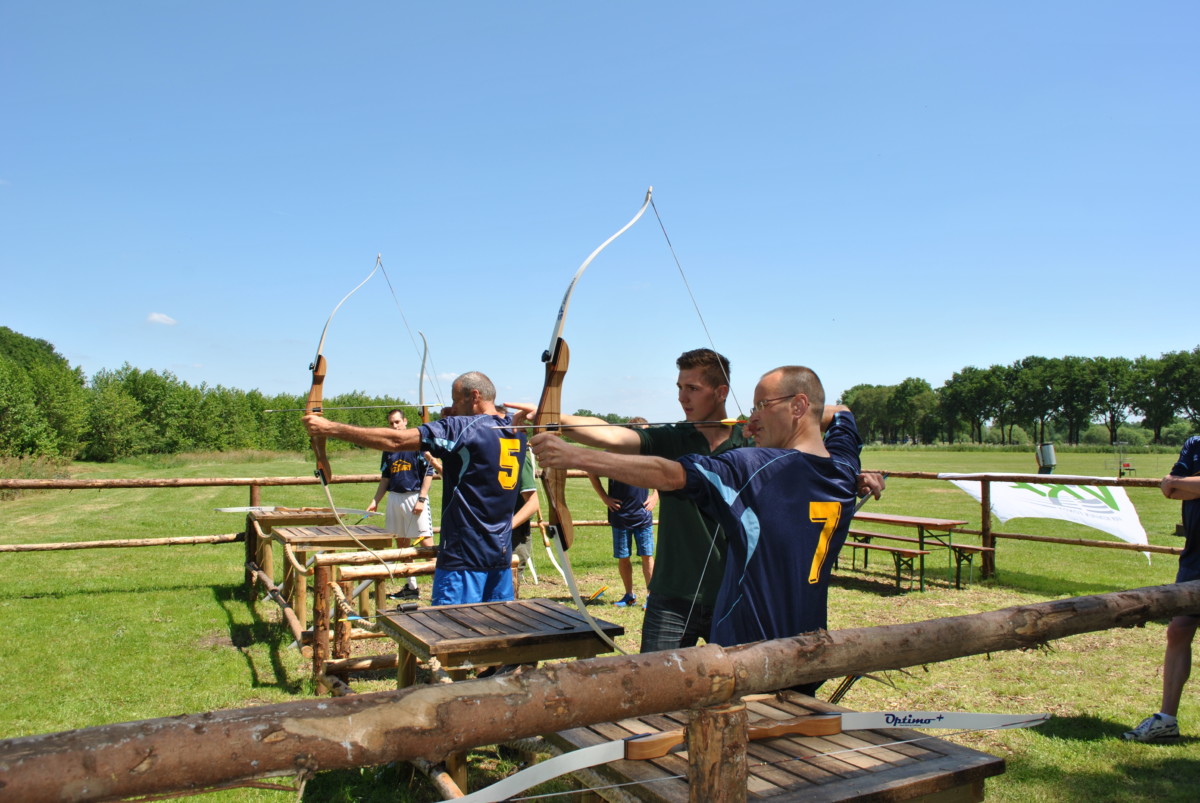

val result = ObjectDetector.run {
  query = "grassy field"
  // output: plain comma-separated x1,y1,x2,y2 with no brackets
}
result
0,447,1194,802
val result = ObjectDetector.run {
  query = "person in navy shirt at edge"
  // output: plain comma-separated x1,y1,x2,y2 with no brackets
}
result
304,371,526,606
367,408,436,599
531,365,879,696
588,417,658,608
1123,435,1200,742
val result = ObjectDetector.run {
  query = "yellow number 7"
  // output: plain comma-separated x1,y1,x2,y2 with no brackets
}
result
808,501,842,584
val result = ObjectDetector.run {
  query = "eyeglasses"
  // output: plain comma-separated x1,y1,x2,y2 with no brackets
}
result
750,395,794,414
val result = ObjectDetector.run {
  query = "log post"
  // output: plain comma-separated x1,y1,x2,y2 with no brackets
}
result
981,480,995,579
312,565,331,680
686,701,747,803
244,514,257,599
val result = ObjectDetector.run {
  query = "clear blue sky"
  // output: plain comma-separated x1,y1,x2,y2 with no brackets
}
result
3,3,1197,423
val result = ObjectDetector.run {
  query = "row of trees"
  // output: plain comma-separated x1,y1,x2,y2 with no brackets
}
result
841,351,1200,446
0,327,426,462
3,327,1199,461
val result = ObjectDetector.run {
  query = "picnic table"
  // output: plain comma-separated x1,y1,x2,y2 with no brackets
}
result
850,512,985,591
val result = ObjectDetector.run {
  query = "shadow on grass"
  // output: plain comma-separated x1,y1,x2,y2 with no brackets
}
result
981,570,1149,599
1035,712,1199,746
212,583,305,694
4,580,224,601
829,572,910,597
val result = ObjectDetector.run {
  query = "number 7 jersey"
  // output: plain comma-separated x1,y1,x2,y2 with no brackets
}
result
678,411,862,647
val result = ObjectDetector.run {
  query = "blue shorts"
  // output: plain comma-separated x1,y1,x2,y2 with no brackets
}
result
612,525,655,559
431,568,514,606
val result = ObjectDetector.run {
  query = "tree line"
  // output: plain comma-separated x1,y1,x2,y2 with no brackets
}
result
3,327,1198,461
0,327,426,462
841,350,1200,446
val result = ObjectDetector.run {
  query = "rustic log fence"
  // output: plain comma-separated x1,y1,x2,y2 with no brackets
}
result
2,581,1198,802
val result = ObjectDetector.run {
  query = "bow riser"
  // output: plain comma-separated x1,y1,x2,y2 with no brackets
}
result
536,338,573,550
306,354,331,484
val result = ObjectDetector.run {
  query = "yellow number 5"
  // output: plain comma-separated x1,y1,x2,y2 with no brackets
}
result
497,438,521,490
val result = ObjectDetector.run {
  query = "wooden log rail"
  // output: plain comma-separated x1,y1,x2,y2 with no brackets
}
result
2,580,1199,802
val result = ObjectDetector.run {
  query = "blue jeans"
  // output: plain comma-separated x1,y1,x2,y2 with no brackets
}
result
640,593,713,652
612,525,655,558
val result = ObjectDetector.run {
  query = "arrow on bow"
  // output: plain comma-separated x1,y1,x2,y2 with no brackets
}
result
534,187,653,655
444,709,1049,803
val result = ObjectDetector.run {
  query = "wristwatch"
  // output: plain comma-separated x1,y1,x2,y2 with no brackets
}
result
417,496,428,503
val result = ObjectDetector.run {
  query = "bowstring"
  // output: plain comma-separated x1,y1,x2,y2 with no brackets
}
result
648,193,744,647
376,255,447,409
649,196,742,417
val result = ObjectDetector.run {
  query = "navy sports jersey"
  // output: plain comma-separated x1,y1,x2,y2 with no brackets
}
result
606,478,654,529
677,411,862,647
380,450,433,494
419,414,527,572
1171,436,1200,582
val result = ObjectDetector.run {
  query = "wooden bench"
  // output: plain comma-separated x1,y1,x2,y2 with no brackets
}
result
848,529,994,589
841,539,929,590
850,513,969,591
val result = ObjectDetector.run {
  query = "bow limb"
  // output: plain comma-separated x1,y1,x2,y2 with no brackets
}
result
443,710,1048,803
419,331,431,425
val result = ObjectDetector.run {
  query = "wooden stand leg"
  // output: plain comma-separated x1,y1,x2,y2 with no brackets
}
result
397,649,416,689
445,751,468,794
312,565,330,681
294,550,308,630
334,581,353,660
686,701,747,803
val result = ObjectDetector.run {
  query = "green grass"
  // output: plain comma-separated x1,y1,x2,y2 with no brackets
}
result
0,448,1194,801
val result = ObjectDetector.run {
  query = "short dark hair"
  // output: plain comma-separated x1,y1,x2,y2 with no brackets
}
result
676,348,731,391
768,366,825,419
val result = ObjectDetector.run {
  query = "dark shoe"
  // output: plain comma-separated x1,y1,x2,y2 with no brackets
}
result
388,586,420,600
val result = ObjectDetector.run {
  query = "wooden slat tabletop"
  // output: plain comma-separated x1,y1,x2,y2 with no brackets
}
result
377,598,623,659
270,524,397,548
544,693,1004,802
852,512,968,530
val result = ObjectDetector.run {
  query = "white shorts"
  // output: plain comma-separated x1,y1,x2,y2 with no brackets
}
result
385,491,434,544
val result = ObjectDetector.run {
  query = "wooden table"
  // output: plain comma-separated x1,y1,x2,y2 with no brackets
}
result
376,598,624,687
546,693,1005,802
851,512,968,591
377,598,624,793
270,524,398,628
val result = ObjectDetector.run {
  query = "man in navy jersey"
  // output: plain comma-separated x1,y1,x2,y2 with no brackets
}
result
1124,435,1200,742
530,365,866,658
588,418,658,607
367,408,436,599
304,371,526,606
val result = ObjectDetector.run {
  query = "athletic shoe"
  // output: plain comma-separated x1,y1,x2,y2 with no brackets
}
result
387,586,420,600
614,593,637,607
1122,713,1180,742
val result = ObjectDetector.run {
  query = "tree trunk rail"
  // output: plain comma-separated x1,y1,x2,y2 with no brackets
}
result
2,581,1198,802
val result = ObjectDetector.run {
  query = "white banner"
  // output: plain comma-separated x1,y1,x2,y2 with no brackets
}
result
940,473,1149,560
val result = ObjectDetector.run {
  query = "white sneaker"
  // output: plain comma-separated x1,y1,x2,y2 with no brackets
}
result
1122,713,1180,742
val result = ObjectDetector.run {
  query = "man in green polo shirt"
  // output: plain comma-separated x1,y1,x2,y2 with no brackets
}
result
512,348,744,651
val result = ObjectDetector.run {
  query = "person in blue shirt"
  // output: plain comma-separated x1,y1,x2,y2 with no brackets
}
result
588,418,658,607
304,371,526,606
1124,436,1200,742
367,408,436,599
531,365,871,662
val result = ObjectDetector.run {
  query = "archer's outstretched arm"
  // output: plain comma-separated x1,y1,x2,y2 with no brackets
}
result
303,415,423,452
506,402,642,453
530,433,685,491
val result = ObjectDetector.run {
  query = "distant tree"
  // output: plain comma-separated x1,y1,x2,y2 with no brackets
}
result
1093,356,1137,445
940,367,997,443
83,372,148,461
840,384,892,442
1012,356,1058,444
1131,355,1175,443
888,377,935,443
1162,347,1200,427
1051,356,1103,445
0,358,55,456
